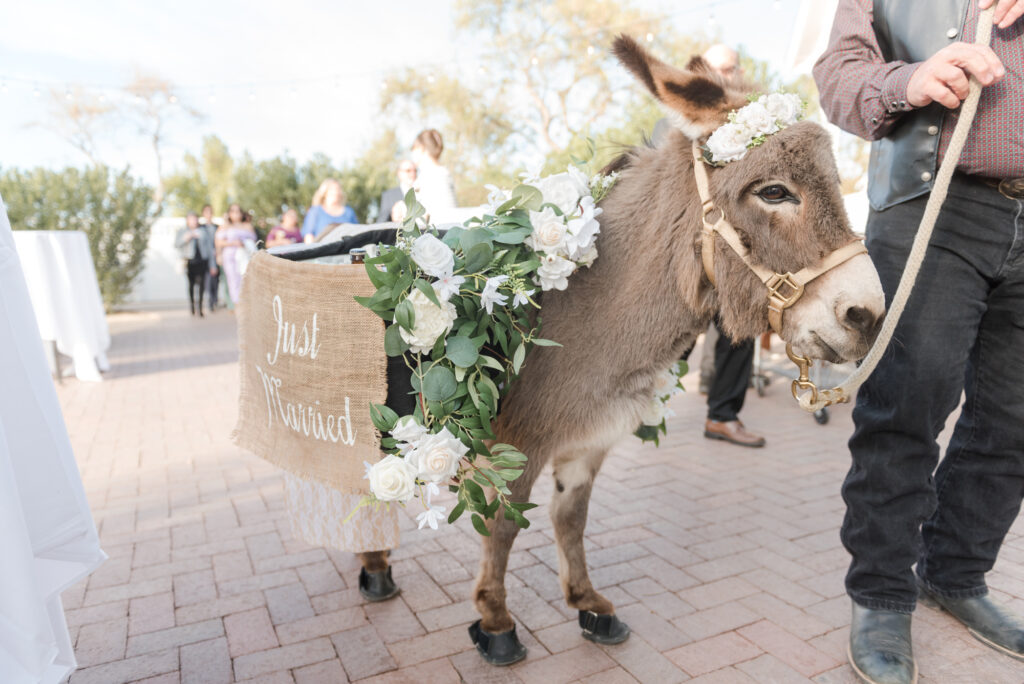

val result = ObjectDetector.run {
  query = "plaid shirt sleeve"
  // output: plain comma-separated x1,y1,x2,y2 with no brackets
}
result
813,0,922,141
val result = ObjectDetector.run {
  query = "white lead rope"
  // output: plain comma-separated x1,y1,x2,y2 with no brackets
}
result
796,6,996,412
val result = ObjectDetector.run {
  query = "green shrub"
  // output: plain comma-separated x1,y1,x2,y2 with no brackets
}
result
0,165,154,309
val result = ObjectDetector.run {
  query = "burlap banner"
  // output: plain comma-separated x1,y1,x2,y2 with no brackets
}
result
233,251,387,494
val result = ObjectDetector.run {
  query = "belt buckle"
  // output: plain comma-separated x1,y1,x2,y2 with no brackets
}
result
997,178,1024,201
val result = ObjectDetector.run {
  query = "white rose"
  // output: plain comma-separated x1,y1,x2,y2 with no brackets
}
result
536,172,586,215
639,396,669,426
565,195,602,260
391,415,427,444
760,92,802,126
706,122,752,163
535,254,576,291
407,430,467,484
397,289,457,354
410,233,455,278
368,454,417,502
567,164,592,199
577,244,598,268
735,101,779,136
652,368,681,398
526,207,569,256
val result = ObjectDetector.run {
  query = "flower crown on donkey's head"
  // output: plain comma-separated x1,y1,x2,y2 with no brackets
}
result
701,92,806,165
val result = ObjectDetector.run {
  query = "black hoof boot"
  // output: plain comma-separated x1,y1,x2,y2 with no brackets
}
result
579,610,631,645
358,567,400,602
468,619,527,665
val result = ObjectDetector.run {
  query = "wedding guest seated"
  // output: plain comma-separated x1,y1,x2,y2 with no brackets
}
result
301,179,357,242
266,209,302,247
377,159,417,223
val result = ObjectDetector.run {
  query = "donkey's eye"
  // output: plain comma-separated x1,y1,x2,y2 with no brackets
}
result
756,185,797,204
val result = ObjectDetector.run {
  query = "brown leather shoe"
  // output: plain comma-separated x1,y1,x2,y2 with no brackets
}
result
704,420,766,447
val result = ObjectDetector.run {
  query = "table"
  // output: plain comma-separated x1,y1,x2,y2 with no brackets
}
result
0,200,107,683
11,230,111,381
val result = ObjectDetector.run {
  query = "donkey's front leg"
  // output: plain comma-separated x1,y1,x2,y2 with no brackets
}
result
470,457,543,664
551,455,631,644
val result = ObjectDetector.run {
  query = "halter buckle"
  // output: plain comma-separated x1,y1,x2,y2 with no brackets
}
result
765,272,804,310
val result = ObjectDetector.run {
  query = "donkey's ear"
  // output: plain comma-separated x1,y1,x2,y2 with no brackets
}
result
613,35,740,141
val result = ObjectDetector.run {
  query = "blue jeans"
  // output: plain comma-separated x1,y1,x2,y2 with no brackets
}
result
843,174,1024,613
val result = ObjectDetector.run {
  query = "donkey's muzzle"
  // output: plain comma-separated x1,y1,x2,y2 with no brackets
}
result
841,305,883,344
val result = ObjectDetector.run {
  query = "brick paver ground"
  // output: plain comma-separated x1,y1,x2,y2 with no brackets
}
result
55,309,1024,683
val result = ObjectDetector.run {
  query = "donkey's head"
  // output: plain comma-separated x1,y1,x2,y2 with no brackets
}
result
613,36,884,363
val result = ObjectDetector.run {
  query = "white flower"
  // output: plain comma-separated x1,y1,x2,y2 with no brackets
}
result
526,207,569,256
416,505,447,530
760,92,803,126
535,254,576,291
640,396,670,427
578,244,599,268
391,415,427,444
567,165,592,197
564,196,602,260
518,162,544,185
397,289,457,354
407,430,467,484
367,454,417,502
536,172,587,215
706,122,753,163
653,368,682,399
410,233,455,278
735,101,779,136
512,288,535,308
485,184,511,214
432,273,465,302
479,275,509,314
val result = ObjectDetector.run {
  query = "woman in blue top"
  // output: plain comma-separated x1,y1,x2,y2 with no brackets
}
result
301,178,358,242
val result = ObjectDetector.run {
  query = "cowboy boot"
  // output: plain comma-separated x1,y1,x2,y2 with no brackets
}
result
848,602,917,684
918,578,1024,661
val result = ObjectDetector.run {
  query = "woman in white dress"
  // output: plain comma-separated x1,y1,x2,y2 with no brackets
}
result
410,129,456,221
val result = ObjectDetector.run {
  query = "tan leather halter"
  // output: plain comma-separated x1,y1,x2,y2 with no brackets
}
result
692,141,868,337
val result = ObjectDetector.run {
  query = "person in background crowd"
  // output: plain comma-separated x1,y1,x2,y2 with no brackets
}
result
815,0,1024,681
200,204,220,311
697,43,765,448
175,211,215,317
266,209,302,247
215,203,256,306
301,179,357,242
377,159,418,223
411,129,456,219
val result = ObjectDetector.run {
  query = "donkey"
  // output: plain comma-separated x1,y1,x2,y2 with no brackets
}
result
468,36,886,664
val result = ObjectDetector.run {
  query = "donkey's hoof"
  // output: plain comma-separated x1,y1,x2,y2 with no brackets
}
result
358,567,400,602
579,610,631,645
469,619,528,666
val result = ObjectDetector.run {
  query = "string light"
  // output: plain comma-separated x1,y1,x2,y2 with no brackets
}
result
427,73,435,83
169,94,178,104
32,86,40,97
478,65,486,75
248,91,256,101
379,80,387,91
530,56,539,66
645,32,654,42
207,93,216,104
587,45,595,55
64,89,73,100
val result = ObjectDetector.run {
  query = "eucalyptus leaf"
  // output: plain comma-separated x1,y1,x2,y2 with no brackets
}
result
446,336,479,367
422,365,457,401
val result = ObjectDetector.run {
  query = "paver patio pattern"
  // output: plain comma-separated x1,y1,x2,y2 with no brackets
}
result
56,309,1024,683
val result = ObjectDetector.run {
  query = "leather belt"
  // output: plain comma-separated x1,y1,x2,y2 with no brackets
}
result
981,176,1024,200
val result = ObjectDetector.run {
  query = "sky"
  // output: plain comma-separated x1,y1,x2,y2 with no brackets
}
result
0,0,809,184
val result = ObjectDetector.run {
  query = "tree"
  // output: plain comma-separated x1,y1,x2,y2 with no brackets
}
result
35,87,114,166
164,135,234,216
123,72,201,210
0,166,154,308
234,153,303,228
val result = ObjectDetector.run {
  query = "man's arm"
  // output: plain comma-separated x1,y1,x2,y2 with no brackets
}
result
812,0,919,141
815,0,1007,141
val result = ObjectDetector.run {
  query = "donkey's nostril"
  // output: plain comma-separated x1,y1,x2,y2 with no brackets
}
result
843,305,877,336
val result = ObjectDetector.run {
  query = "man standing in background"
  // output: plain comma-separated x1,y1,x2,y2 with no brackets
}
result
199,204,219,311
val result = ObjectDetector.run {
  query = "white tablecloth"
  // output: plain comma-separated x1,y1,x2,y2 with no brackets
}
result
12,231,110,381
0,199,107,683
